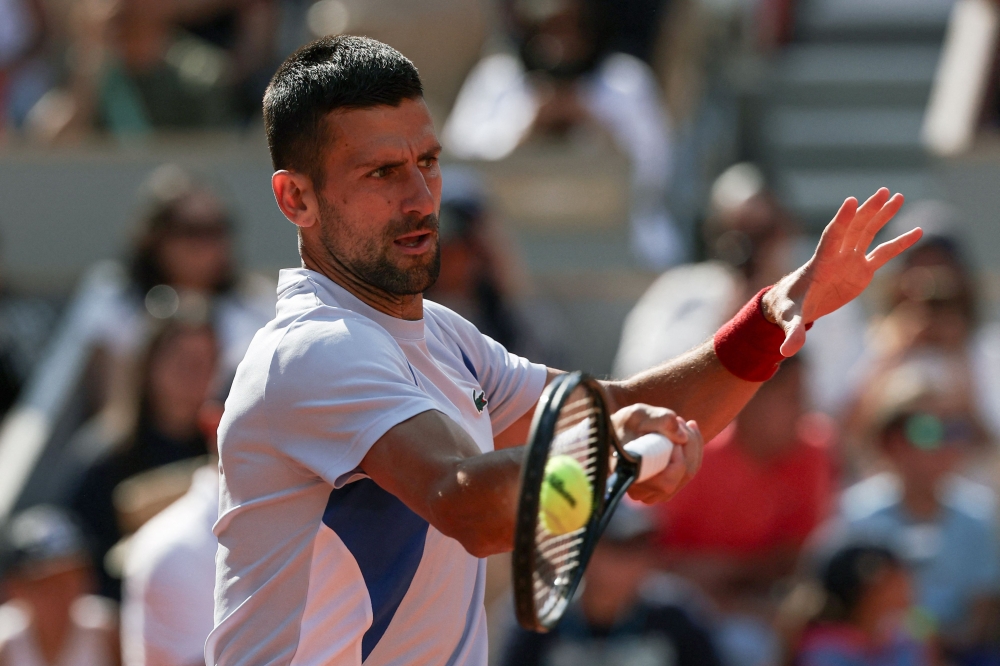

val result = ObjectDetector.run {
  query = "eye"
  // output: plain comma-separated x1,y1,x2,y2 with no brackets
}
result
369,166,389,179
419,156,439,169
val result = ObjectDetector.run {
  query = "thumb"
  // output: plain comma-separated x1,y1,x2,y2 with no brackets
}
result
779,314,807,357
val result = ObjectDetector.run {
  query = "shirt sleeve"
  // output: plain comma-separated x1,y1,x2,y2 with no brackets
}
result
263,315,441,487
438,308,547,436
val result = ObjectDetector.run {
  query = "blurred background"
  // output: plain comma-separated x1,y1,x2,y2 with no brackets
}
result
4,0,1000,665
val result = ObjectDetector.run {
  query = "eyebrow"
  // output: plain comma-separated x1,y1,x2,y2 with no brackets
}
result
355,142,442,171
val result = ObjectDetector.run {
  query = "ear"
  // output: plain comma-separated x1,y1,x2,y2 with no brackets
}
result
272,170,320,229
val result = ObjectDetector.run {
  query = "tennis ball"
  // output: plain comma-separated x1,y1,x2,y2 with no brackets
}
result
539,455,592,535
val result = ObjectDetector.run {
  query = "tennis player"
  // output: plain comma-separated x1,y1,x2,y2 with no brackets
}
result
206,36,921,666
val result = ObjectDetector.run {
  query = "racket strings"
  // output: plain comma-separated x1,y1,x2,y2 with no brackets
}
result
531,386,603,618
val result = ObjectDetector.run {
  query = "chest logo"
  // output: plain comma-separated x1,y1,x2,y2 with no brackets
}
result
473,390,488,413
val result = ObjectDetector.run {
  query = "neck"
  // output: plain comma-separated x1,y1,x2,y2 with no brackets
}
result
300,241,423,321
31,607,72,663
902,481,940,521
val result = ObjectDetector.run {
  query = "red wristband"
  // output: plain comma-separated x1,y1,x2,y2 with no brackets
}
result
713,287,801,382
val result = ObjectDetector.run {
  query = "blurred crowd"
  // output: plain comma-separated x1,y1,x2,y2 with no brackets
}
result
3,1,1000,666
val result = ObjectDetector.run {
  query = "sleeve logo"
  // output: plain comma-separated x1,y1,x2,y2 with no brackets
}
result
473,390,488,413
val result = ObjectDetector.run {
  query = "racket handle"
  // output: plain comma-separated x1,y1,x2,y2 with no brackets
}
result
624,433,674,483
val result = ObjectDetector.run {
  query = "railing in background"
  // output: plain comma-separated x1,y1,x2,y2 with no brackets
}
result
0,262,125,522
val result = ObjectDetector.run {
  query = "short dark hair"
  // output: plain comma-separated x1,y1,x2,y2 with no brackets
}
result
263,35,423,185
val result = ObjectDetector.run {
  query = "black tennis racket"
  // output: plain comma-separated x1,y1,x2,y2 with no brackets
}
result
512,371,674,632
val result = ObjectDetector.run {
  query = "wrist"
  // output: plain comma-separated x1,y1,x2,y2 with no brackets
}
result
714,287,797,382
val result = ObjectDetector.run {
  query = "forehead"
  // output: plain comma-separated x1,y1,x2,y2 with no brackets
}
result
323,98,438,168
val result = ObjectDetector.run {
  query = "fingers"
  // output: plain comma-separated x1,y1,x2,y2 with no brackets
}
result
628,445,687,504
816,196,858,256
842,188,890,249
854,192,905,252
626,419,703,504
683,420,703,477
779,314,807,358
611,404,684,444
866,227,924,269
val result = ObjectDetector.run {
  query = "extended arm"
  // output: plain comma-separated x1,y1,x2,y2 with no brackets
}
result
361,410,524,557
495,189,921,502
362,403,694,557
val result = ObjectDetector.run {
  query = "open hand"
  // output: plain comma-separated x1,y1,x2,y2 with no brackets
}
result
611,404,703,504
764,188,923,357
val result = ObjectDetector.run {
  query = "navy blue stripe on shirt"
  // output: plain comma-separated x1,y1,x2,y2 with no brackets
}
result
322,480,429,661
459,348,478,381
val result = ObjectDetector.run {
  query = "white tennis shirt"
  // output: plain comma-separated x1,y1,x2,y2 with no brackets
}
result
207,268,546,666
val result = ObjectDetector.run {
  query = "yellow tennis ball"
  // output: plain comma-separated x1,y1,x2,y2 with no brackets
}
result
539,455,593,536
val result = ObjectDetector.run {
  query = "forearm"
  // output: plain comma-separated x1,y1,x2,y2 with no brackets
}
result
428,447,524,557
605,340,760,442
361,409,524,558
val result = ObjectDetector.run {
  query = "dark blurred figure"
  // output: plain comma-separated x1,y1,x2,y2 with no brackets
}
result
655,356,836,666
120,380,227,666
615,162,867,415
596,0,672,64
784,546,929,666
26,0,277,140
501,502,722,666
839,355,1000,665
443,0,682,268
69,314,218,599
0,505,119,666
90,164,272,378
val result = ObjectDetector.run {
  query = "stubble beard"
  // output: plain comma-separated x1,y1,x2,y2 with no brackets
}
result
316,195,441,296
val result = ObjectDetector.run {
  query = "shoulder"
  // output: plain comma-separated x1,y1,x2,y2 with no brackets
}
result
71,595,118,631
841,473,901,522
942,476,997,525
593,52,660,97
424,300,481,344
0,602,30,647
265,305,406,379
127,490,212,581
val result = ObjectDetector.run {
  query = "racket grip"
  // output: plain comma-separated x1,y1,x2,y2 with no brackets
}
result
624,434,674,483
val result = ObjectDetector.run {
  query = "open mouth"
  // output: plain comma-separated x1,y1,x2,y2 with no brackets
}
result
393,230,435,254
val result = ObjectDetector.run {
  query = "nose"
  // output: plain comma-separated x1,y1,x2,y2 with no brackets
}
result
401,164,437,219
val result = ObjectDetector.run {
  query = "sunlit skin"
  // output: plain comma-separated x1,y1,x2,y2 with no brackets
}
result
270,96,921,557
273,98,442,321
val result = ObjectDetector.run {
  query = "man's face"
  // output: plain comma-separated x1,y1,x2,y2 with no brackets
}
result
313,98,442,295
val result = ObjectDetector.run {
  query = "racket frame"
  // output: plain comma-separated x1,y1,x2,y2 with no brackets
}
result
513,371,642,632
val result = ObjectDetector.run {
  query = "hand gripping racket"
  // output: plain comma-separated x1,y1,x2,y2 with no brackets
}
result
512,371,674,632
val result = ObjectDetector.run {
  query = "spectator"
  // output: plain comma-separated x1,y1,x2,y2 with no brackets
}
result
0,0,48,134
424,167,565,366
839,355,1000,663
790,546,929,666
0,505,119,666
849,201,1000,448
442,0,683,269
120,380,227,666
655,356,836,666
92,164,273,378
27,0,277,140
69,314,218,599
614,162,868,415
501,501,723,666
